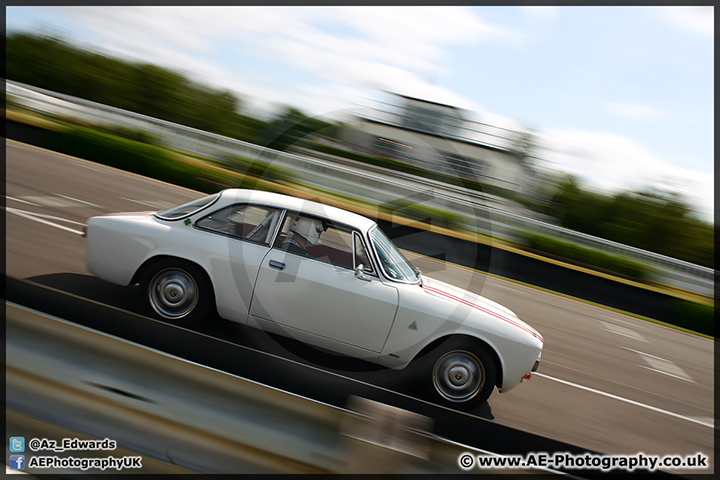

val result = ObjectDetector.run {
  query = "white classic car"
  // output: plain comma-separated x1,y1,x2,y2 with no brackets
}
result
85,189,543,409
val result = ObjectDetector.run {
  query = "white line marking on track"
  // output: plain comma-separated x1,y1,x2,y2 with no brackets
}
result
73,162,109,173
54,193,99,208
9,210,86,226
19,196,80,208
5,195,39,206
639,366,696,383
5,207,85,235
120,197,168,208
624,348,668,362
535,373,712,429
625,348,695,383
599,321,648,342
600,315,648,330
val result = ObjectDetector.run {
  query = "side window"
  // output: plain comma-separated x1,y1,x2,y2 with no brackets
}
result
196,204,281,245
274,213,368,272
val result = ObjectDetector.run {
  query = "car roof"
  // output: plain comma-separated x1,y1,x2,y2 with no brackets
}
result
218,189,378,232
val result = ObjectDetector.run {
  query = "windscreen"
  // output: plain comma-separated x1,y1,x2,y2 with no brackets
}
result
369,227,418,283
155,193,220,220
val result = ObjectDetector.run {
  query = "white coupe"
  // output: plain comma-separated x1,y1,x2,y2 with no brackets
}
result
85,189,543,409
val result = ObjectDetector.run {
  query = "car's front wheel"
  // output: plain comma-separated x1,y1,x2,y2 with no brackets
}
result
142,259,211,326
422,337,496,410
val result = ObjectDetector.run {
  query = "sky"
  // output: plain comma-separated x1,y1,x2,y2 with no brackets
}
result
6,5,715,222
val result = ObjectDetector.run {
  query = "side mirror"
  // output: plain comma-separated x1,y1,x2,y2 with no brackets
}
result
355,264,371,282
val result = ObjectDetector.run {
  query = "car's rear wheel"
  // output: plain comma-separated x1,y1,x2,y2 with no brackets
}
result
422,337,496,410
143,259,211,326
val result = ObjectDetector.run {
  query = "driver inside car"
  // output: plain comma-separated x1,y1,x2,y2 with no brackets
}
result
282,216,326,255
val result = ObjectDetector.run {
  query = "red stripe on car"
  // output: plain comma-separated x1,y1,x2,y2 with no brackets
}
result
422,285,544,344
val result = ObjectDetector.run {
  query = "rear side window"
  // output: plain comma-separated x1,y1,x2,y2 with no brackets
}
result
196,204,282,245
155,193,220,220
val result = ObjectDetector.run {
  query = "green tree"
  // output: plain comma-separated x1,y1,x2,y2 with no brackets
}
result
6,32,255,143
261,106,333,151
547,176,713,267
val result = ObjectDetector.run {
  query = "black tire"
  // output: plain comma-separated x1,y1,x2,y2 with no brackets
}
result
421,337,497,411
141,259,212,327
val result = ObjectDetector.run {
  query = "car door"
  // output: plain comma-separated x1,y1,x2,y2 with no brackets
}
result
249,212,399,354
193,203,283,324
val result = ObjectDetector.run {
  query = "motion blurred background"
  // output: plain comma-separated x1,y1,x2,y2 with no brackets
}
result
4,6,715,475
5,5,713,319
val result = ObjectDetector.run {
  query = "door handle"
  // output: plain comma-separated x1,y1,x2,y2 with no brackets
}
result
269,260,286,270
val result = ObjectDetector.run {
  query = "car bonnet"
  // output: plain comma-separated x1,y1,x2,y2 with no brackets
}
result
420,276,544,344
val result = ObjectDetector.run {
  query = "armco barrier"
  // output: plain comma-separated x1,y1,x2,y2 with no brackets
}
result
4,121,713,333
6,301,553,475
7,78,714,297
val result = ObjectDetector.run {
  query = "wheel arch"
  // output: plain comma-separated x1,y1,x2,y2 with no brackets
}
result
134,255,218,324
411,334,504,389
132,255,213,297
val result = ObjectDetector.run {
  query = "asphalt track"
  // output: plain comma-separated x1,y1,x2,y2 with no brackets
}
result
4,140,715,475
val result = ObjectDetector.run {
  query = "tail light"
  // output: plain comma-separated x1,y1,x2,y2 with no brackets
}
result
523,360,541,381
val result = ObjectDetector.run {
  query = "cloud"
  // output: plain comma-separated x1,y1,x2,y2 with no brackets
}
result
540,129,714,220
658,6,714,36
331,6,523,45
542,129,659,186
220,7,523,111
606,103,670,121
13,6,710,220
27,6,522,115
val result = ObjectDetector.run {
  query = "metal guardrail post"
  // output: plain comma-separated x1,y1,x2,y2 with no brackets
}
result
340,396,433,473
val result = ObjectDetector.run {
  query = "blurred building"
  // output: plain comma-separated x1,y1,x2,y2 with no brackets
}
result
346,93,534,193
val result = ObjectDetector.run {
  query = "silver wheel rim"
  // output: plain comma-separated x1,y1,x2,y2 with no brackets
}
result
149,268,198,320
432,350,484,402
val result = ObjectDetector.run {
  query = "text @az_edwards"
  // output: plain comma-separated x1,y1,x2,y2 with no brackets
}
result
27,437,117,452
